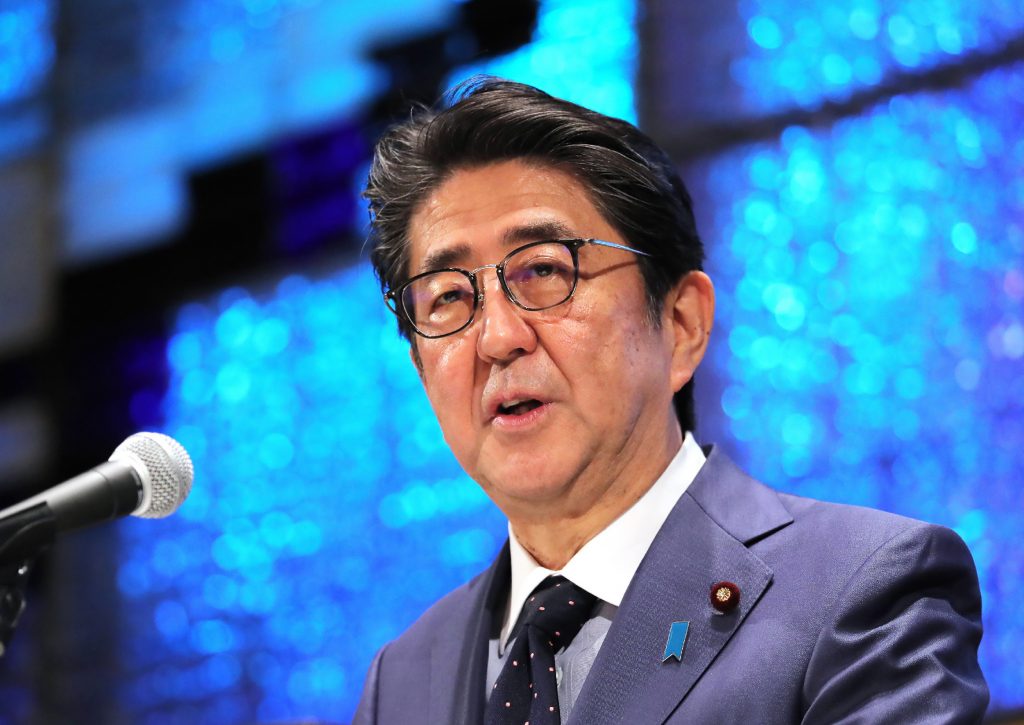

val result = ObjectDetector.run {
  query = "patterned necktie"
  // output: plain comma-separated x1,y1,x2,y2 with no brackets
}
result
485,576,597,725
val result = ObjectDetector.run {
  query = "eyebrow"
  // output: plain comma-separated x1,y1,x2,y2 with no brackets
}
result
418,220,578,273
502,220,576,245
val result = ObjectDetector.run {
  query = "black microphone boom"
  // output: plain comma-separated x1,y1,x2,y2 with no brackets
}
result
0,460,144,534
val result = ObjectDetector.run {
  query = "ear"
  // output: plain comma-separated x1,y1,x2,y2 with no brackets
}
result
664,271,715,393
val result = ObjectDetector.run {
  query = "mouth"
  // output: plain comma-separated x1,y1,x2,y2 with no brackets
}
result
496,399,544,417
485,388,552,428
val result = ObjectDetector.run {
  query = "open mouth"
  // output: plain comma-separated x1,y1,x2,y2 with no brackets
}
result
497,399,543,416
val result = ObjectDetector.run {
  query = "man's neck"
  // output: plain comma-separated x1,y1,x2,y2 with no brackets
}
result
508,424,683,569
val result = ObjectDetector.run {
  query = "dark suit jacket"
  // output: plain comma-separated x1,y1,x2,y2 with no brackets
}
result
353,447,988,724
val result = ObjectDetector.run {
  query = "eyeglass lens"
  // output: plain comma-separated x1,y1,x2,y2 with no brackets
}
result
400,242,577,336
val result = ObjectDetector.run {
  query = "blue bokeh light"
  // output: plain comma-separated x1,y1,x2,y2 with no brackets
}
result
97,0,1024,718
703,61,1024,707
113,0,640,717
447,0,638,123
119,263,506,722
0,0,54,106
731,0,1024,110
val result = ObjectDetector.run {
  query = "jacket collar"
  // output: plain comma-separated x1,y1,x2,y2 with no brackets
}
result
434,446,793,725
688,445,794,545
567,446,793,724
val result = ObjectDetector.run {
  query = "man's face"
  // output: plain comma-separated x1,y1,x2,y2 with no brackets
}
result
406,160,689,526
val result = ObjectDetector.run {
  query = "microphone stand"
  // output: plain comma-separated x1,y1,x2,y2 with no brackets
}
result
0,503,57,656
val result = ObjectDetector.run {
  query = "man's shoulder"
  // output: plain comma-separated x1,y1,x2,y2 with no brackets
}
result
384,565,495,654
696,445,961,552
689,446,975,592
740,477,978,613
353,562,502,724
775,486,969,564
664,449,988,722
781,487,940,537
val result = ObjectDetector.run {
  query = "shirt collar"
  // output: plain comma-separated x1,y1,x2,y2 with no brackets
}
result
500,432,706,651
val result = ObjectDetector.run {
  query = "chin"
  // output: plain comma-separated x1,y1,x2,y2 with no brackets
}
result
479,457,584,510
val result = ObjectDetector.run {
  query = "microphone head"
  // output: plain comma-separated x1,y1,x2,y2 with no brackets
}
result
110,433,194,518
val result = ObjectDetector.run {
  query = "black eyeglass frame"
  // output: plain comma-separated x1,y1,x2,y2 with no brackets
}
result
383,238,654,339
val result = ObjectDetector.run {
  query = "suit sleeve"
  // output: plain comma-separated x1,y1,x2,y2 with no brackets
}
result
352,645,387,725
801,523,988,724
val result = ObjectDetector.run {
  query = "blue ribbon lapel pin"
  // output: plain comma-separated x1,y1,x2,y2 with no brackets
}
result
662,621,690,663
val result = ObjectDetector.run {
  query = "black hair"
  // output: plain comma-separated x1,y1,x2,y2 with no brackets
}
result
364,77,705,432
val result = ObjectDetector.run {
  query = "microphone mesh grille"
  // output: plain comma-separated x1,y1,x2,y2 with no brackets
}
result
114,433,194,518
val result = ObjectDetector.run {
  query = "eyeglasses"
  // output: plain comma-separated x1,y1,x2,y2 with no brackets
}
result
384,238,653,339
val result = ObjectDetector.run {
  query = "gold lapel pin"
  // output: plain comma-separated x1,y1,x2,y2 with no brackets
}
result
710,581,740,614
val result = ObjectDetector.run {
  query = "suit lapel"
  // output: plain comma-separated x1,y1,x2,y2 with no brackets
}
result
428,542,510,725
567,448,793,725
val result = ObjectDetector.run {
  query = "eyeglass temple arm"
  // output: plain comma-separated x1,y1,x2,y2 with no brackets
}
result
584,238,654,258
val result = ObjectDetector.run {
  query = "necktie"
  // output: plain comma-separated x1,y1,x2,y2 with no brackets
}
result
485,576,597,725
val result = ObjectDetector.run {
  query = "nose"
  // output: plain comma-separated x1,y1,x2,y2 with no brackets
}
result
475,269,537,363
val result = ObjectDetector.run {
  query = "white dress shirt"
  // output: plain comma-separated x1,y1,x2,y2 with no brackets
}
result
500,431,706,649
486,432,706,719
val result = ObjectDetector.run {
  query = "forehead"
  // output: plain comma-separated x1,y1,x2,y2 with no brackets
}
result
406,160,620,274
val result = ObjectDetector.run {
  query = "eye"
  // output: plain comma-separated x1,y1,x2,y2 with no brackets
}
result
527,260,559,278
403,272,474,325
509,252,574,285
434,287,472,308
421,276,474,315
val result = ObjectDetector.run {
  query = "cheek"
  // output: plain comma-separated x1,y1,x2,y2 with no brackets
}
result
564,311,669,410
419,341,478,417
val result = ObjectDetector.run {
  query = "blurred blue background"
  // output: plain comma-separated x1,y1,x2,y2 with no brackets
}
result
0,0,1021,722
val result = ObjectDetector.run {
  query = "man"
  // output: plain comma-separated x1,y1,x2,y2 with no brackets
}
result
354,78,987,724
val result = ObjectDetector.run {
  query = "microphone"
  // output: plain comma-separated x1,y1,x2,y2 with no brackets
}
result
0,432,194,534
0,432,192,654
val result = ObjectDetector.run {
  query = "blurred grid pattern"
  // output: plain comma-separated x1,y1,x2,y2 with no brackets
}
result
700,61,1024,705
58,0,452,263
